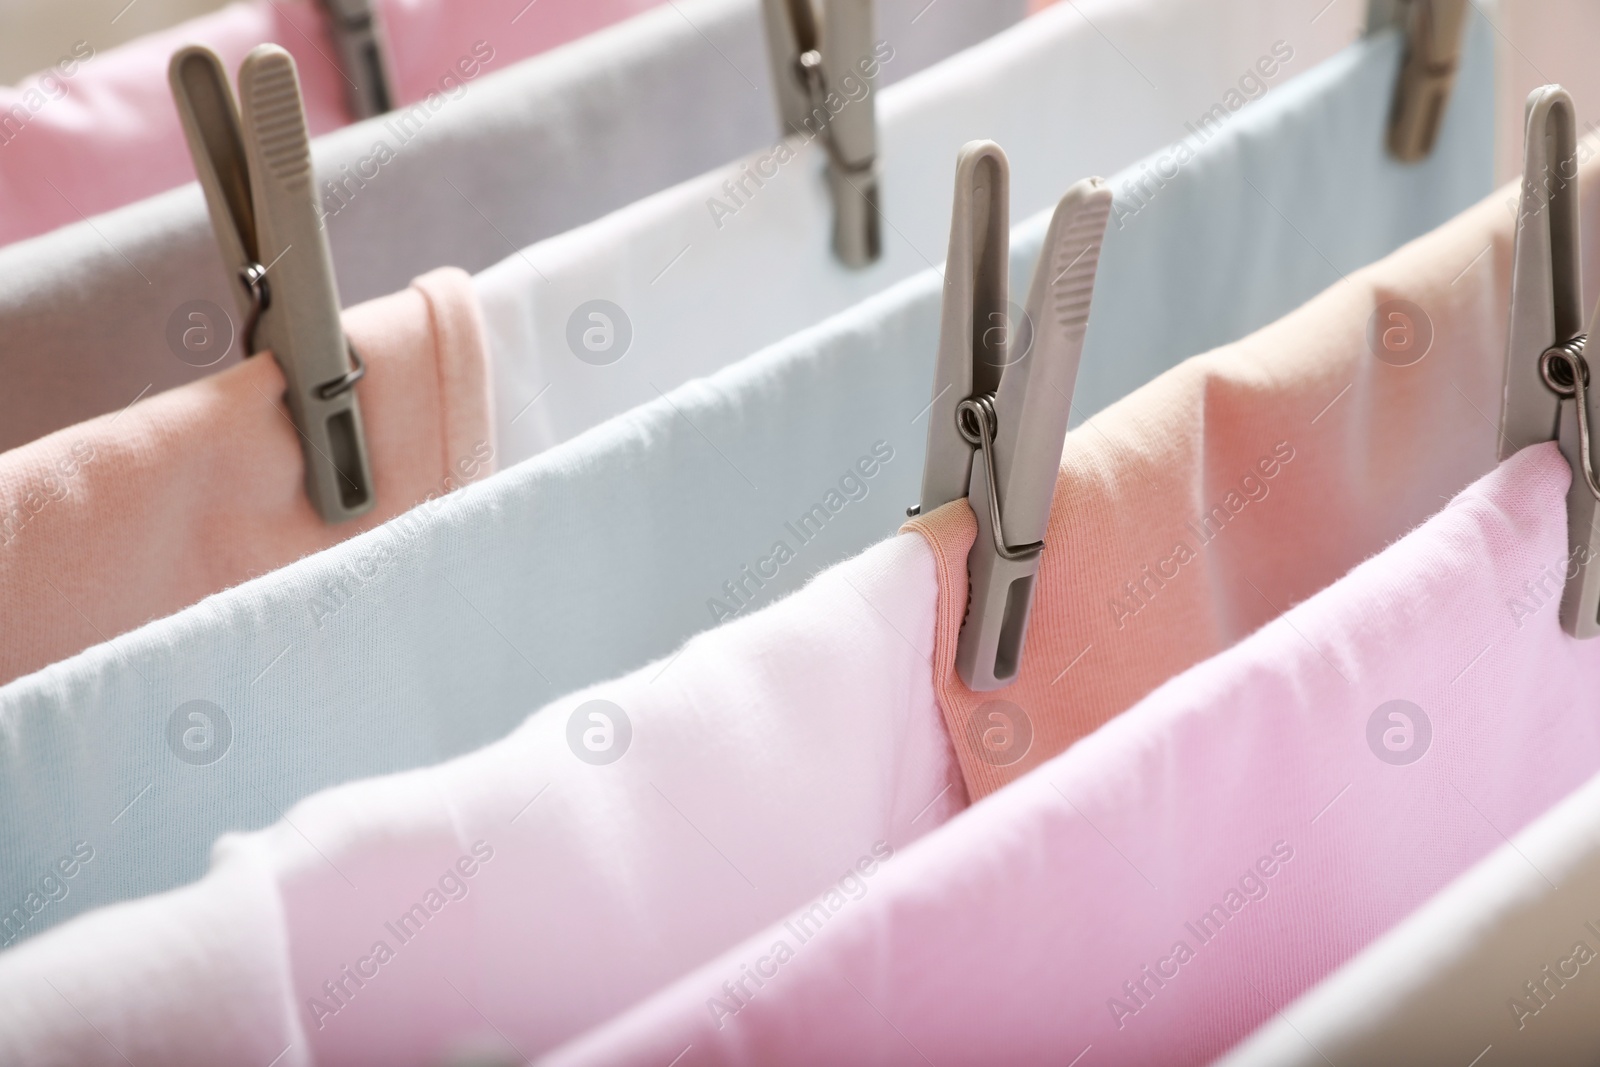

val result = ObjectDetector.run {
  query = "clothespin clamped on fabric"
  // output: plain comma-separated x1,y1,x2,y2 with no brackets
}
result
170,44,376,524
762,0,881,267
1372,0,1468,161
907,141,1112,689
316,0,397,118
1499,85,1600,637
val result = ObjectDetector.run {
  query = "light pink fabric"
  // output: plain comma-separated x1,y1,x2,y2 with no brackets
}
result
0,0,659,247
0,533,960,1066
544,443,1600,1067
0,267,493,687
0,840,309,1067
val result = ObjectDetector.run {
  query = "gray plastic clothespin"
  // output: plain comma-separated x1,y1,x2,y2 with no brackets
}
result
1499,85,1600,637
1371,0,1468,161
317,0,396,118
762,0,880,267
170,44,376,524
909,141,1112,690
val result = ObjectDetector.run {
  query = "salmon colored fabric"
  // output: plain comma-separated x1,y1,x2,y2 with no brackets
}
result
0,267,493,686
905,147,1600,800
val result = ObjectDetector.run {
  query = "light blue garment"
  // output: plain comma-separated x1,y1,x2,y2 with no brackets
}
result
1076,15,1492,419
0,15,1494,945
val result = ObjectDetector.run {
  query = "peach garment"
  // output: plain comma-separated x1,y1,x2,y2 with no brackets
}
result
0,267,493,687
904,146,1600,800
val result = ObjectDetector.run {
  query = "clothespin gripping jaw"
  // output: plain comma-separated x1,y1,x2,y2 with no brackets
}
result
317,0,397,119
1500,85,1600,637
762,0,881,267
170,44,376,524
913,141,1112,690
1378,0,1469,162
915,140,1011,516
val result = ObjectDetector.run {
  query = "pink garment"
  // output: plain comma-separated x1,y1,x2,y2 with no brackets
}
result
0,267,493,687
0,533,961,1065
0,839,306,1067
0,0,659,247
544,443,1600,1067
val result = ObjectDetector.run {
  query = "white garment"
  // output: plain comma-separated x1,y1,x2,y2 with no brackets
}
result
477,0,1365,461
0,534,954,1066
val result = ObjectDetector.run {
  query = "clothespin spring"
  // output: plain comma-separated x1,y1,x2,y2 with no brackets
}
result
956,395,1045,563
314,345,366,400
1541,339,1600,500
237,261,367,401
239,263,271,356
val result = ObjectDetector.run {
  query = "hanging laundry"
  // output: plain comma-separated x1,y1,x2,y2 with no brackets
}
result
0,269,493,687
0,0,669,248
476,0,1376,460
0,16,1503,943
0,0,1021,453
542,444,1600,1067
0,533,957,1065
0,2,1562,1064
911,126,1550,800
1219,78,1600,1065
1220,763,1600,1066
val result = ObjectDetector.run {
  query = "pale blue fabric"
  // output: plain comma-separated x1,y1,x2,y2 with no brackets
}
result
1076,13,1493,419
0,14,1494,944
